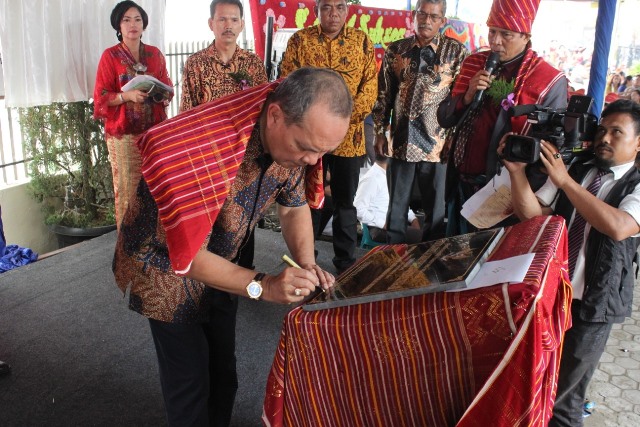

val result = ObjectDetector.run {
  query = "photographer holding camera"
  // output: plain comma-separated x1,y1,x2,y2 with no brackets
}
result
437,0,568,236
501,99,640,426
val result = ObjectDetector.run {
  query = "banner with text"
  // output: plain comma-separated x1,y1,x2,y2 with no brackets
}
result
249,0,488,64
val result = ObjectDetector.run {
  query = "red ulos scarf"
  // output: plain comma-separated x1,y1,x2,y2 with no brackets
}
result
138,81,324,274
451,48,565,135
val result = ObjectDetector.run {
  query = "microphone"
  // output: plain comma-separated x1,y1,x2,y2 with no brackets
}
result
470,51,501,108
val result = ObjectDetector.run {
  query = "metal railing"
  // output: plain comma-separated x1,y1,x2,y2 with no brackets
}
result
0,38,257,189
0,98,27,187
165,40,210,118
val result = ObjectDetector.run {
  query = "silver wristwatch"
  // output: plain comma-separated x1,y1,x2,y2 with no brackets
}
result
246,272,265,300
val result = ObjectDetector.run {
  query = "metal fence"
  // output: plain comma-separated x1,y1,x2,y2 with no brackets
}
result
0,38,243,189
165,40,210,118
0,98,27,187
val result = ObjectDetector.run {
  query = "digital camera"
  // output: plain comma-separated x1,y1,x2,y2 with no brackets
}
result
502,95,598,164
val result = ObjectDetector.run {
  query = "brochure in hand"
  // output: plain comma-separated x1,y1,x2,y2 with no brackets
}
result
303,228,505,311
121,75,174,102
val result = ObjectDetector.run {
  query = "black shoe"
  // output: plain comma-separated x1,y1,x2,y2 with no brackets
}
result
0,361,11,377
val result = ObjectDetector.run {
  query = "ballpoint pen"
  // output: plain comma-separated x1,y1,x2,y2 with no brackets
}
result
282,254,326,293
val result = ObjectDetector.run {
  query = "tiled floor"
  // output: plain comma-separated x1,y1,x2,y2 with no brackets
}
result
584,282,640,426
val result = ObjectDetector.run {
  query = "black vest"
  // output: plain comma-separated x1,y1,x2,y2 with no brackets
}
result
555,161,640,323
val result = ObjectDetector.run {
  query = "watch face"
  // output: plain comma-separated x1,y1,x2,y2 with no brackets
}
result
247,281,262,299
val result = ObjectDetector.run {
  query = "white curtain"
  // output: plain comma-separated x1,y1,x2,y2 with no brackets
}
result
0,0,165,107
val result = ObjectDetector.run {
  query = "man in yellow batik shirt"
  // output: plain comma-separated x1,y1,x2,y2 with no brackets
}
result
279,0,377,273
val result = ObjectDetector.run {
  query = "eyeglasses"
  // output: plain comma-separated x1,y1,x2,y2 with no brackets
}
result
415,11,443,22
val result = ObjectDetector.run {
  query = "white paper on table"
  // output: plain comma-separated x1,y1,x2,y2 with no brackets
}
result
466,253,535,290
461,166,514,229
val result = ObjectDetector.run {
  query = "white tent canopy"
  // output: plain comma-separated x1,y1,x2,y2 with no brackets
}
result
0,0,165,108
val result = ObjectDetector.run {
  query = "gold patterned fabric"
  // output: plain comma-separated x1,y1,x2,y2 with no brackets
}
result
179,42,268,112
106,133,142,228
279,25,378,157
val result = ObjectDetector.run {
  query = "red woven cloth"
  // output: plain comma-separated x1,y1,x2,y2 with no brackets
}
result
137,81,324,274
451,49,565,136
486,0,541,34
262,216,572,427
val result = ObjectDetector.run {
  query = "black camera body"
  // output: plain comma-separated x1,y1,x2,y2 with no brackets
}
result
503,95,598,164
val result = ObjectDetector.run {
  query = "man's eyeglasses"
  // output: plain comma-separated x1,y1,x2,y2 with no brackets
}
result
415,11,443,22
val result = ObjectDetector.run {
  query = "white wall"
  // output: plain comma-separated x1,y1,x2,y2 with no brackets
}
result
0,183,57,255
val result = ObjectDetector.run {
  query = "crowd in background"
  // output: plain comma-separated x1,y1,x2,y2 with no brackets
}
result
540,42,640,104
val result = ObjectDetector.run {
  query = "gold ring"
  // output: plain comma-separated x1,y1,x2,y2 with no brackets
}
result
294,288,302,296
553,153,561,159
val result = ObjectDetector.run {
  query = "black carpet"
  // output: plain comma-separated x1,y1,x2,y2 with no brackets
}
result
0,228,361,426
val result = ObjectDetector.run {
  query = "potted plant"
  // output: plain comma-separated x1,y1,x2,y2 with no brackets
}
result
19,100,116,247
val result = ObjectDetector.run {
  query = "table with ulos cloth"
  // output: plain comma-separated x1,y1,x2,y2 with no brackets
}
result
262,215,573,427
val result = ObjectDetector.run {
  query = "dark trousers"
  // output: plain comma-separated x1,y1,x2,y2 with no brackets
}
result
549,301,613,427
149,290,239,427
369,225,422,244
311,153,363,271
446,175,484,237
386,158,446,243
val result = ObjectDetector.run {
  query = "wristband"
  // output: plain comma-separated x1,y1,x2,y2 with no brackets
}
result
119,93,125,103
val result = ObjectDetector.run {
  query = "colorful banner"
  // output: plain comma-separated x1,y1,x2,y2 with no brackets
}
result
249,0,488,63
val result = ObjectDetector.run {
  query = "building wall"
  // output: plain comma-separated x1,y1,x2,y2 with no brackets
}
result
0,183,57,255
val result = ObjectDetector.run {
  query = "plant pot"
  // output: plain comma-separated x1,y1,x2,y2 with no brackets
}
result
48,224,117,249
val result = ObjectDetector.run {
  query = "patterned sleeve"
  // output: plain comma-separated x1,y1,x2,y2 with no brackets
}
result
156,52,174,103
248,54,268,86
276,168,307,207
351,33,378,124
179,56,198,112
278,32,302,78
93,49,118,121
371,45,398,135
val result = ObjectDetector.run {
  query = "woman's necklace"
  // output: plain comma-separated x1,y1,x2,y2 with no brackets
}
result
123,41,147,75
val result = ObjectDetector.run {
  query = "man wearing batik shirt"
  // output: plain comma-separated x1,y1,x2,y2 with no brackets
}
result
372,0,468,243
279,0,377,273
179,0,267,112
437,0,568,236
115,68,352,427
180,0,267,268
176,3,267,421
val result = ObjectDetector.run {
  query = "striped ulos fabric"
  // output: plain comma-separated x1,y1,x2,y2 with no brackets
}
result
137,81,324,274
263,215,572,426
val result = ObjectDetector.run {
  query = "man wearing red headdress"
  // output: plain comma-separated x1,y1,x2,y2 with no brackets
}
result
438,0,568,236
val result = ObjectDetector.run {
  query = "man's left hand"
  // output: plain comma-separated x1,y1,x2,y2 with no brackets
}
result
374,134,388,157
301,263,335,290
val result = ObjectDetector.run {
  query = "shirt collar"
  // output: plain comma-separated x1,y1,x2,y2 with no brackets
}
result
209,41,241,65
609,161,635,179
315,24,349,40
411,33,441,51
585,159,636,180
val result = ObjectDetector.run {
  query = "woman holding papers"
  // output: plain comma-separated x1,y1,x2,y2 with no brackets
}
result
93,1,173,228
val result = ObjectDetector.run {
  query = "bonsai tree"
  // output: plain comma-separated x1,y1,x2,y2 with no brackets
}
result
19,101,115,228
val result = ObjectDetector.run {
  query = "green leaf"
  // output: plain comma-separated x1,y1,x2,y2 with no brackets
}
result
18,101,115,228
486,78,515,106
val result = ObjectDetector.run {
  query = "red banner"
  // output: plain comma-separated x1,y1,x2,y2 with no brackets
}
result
249,0,488,63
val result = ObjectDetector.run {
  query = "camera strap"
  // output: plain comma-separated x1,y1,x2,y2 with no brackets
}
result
485,110,511,179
